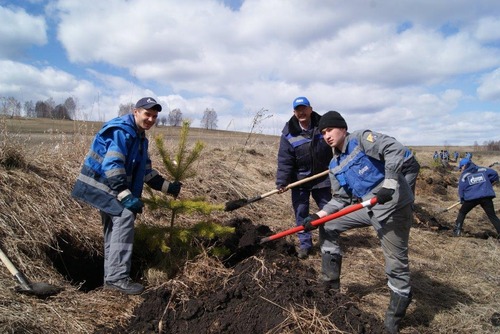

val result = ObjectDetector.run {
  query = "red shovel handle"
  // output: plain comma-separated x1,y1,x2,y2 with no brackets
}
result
260,197,378,244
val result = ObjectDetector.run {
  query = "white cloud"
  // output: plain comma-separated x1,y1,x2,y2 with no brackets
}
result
1,0,500,145
477,68,500,101
0,6,47,58
0,60,92,101
474,16,500,42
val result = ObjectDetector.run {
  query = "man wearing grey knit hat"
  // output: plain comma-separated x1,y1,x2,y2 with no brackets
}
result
303,110,414,334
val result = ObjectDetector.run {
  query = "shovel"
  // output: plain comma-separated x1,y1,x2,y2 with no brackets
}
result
438,201,461,214
0,246,62,298
260,197,378,244
225,170,329,211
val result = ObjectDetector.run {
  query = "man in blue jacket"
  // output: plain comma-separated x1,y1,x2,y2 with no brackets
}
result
276,97,332,259
72,97,182,295
453,158,500,237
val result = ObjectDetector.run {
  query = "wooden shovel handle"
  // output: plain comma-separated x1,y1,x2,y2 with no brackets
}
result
261,169,330,199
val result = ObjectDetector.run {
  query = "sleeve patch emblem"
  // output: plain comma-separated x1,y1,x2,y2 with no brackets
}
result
366,133,377,142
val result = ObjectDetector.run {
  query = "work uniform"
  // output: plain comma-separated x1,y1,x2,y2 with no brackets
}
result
276,111,332,251
454,161,500,236
319,130,414,296
72,113,168,282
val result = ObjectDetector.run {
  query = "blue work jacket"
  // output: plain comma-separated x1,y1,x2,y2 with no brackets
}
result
458,163,498,202
72,114,164,215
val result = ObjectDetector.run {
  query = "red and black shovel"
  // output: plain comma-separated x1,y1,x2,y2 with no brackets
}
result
259,197,378,244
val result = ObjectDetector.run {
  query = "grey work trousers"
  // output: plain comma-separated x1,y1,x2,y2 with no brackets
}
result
100,209,136,282
319,203,413,295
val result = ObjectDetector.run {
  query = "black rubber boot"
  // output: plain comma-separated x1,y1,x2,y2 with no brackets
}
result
321,253,342,291
384,290,412,333
453,221,463,237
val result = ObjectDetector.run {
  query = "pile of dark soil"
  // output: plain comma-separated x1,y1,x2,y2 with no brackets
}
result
101,218,386,333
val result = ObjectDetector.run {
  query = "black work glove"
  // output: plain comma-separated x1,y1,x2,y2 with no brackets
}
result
302,214,320,232
167,181,183,197
120,194,144,214
375,188,395,204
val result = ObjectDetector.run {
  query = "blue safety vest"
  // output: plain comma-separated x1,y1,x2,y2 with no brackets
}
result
329,138,385,198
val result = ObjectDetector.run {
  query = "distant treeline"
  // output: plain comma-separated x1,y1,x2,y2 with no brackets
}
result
479,140,500,151
1,96,219,130
1,96,76,120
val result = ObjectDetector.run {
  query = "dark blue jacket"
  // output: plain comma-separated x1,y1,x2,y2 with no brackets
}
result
458,162,498,202
72,114,165,215
401,148,420,175
276,111,332,190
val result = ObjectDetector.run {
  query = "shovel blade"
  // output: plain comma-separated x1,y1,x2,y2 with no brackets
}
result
15,282,62,298
224,199,249,212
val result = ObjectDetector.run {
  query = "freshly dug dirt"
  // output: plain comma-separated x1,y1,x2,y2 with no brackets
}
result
103,218,386,333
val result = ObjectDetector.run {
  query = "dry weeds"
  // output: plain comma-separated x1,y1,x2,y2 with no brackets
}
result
1,117,500,333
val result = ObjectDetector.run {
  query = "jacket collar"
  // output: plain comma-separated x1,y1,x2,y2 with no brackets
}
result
287,111,321,136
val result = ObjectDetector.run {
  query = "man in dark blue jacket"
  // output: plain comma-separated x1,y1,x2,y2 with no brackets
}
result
72,97,182,295
401,147,420,195
276,97,332,259
453,158,500,237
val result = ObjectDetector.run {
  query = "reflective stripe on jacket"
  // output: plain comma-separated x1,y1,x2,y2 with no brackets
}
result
323,130,414,221
276,111,332,189
72,114,164,215
329,137,385,198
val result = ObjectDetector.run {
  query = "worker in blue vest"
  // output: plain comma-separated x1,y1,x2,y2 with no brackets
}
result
302,111,414,333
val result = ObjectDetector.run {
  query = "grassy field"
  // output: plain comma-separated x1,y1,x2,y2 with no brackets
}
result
1,116,499,333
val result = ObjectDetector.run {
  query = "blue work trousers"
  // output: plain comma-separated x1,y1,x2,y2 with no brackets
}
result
291,187,331,250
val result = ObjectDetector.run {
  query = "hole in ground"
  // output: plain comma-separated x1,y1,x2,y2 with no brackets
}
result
46,231,154,292
47,232,104,292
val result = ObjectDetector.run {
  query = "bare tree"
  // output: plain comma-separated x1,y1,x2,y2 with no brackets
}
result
159,115,168,126
0,97,6,115
0,97,21,117
168,108,183,126
200,108,218,130
118,102,134,117
24,100,35,118
53,104,72,119
64,97,77,120
35,100,53,118
45,97,56,110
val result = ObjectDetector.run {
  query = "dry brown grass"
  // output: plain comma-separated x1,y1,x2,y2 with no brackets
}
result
1,116,500,333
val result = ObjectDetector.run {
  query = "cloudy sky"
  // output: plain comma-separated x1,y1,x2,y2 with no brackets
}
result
1,0,500,146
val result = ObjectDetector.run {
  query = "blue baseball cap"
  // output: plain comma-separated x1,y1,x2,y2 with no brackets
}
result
459,158,470,168
292,96,310,109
